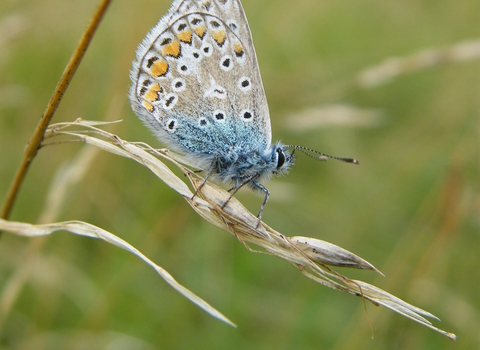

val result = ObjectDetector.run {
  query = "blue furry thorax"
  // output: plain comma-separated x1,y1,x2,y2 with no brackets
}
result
212,142,295,187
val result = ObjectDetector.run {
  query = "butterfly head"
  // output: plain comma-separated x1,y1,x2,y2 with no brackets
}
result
272,144,295,175
263,142,358,180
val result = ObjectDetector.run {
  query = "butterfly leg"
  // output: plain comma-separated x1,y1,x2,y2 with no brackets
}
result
221,174,257,209
251,180,270,224
222,176,268,228
192,170,210,200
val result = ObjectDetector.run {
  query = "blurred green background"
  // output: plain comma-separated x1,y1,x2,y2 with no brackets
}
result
1,0,479,349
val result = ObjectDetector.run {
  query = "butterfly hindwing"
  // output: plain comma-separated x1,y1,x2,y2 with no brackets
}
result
129,0,272,160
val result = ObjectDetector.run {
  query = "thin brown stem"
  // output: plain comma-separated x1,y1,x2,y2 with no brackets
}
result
0,0,112,227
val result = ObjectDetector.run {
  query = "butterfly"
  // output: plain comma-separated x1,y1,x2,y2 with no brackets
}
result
129,0,357,220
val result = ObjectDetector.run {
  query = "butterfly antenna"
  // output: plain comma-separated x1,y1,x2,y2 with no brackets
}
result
284,145,359,164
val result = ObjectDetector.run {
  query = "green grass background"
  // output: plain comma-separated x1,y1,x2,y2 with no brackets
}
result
1,0,479,349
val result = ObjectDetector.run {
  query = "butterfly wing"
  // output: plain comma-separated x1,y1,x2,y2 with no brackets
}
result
129,0,272,163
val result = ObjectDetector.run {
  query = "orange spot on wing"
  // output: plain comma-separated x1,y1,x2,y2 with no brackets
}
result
212,30,226,46
233,43,244,57
162,40,181,58
151,60,169,77
144,83,162,101
143,101,154,112
177,29,192,44
194,25,206,39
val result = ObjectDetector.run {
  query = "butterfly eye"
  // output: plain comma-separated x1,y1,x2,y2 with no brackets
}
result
276,149,286,169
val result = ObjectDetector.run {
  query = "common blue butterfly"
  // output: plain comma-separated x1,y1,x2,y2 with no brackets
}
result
129,0,357,220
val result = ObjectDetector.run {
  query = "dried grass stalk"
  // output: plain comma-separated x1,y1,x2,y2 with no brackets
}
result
0,119,456,340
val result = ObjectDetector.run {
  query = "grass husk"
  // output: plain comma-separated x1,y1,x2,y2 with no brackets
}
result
0,119,456,340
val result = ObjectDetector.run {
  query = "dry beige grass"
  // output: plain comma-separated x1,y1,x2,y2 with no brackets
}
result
0,119,456,340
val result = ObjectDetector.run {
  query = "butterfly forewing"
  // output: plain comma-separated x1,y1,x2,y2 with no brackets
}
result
130,0,272,160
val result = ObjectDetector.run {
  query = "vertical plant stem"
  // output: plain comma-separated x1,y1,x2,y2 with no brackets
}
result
0,0,113,226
